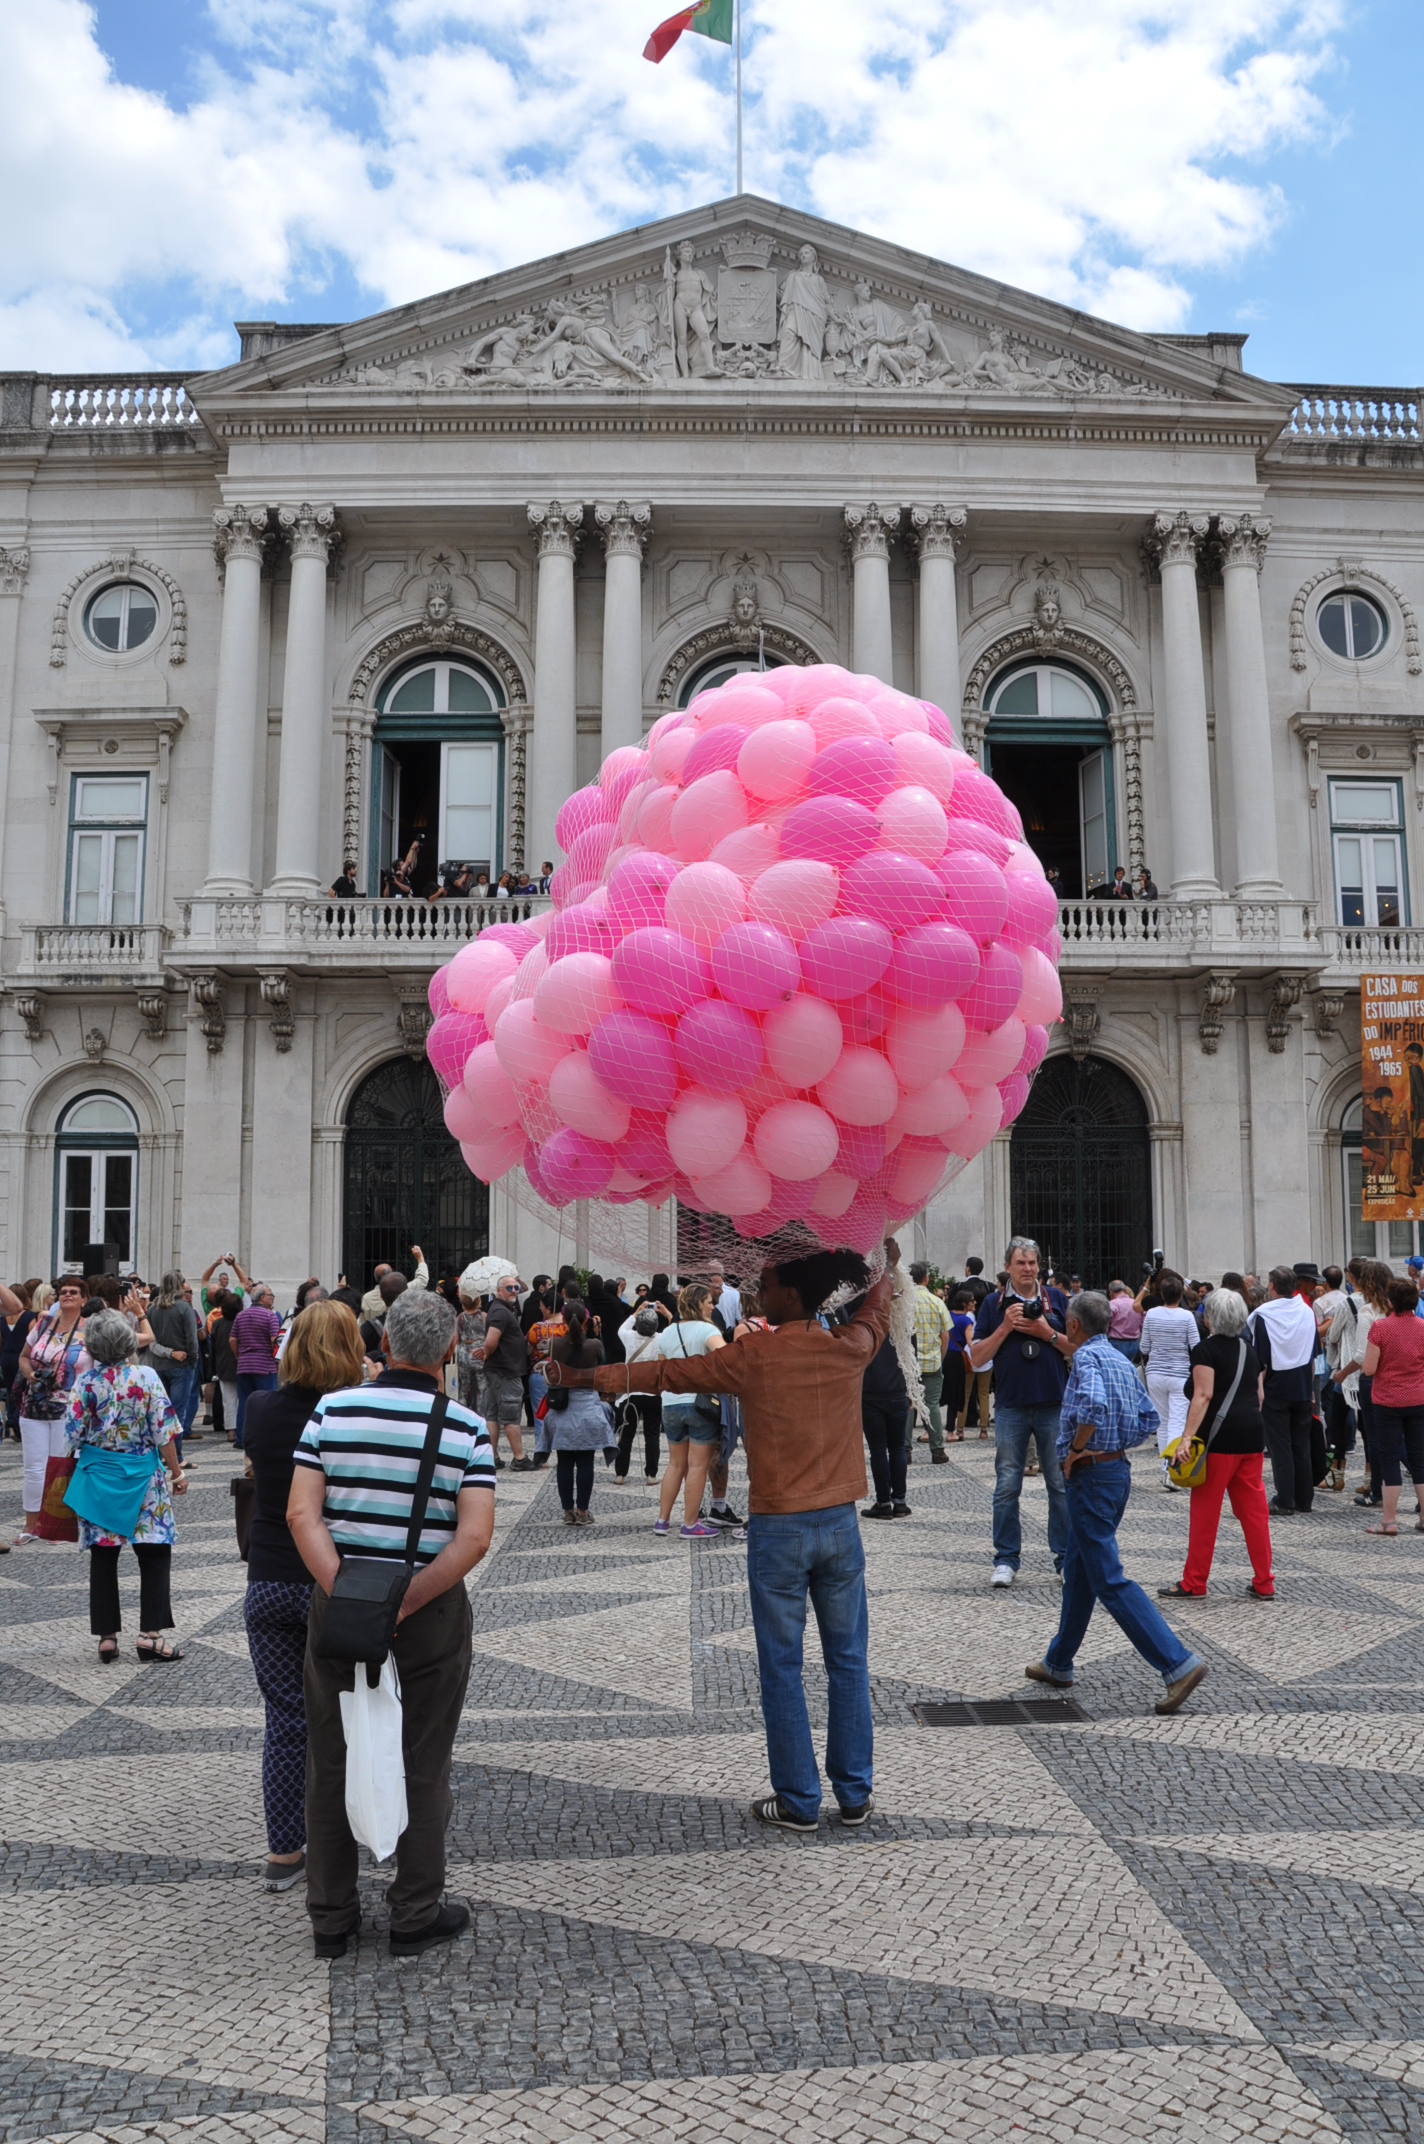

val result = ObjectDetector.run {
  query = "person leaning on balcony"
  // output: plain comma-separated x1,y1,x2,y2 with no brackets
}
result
1138,867,1159,900
327,861,358,899
1108,866,1132,899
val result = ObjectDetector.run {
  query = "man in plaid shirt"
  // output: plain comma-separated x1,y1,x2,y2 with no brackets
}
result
908,1263,953,1465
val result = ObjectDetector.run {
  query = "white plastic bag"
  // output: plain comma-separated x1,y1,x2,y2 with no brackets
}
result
339,1656,408,1862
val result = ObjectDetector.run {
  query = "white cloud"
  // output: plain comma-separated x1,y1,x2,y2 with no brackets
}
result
0,0,1340,369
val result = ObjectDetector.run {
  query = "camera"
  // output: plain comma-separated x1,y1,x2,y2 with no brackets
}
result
1017,1298,1044,1323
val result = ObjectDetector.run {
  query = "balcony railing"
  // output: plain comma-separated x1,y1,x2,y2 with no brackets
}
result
18,923,172,980
1317,924,1424,977
46,376,201,431
1056,897,1321,968
177,894,549,969
1283,386,1421,444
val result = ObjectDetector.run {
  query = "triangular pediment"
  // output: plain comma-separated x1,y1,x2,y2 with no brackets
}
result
191,195,1292,416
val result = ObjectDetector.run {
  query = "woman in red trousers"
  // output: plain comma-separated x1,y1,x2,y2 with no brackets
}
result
1159,1287,1274,1601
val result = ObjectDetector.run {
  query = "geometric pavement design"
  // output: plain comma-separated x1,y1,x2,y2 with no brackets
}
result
4,1426,1424,2141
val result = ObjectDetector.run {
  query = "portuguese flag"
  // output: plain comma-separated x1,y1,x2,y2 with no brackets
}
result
644,0,732,63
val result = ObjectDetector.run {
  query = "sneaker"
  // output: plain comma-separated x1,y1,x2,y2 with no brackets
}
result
680,1520,720,1539
838,1797,875,1827
389,1897,471,1957
573,1509,595,1526
263,1852,305,1893
705,1504,745,1530
931,1449,949,1465
891,1500,911,1517
861,1500,894,1519
991,1563,1015,1588
1155,1661,1209,1717
561,1509,577,1526
1024,1661,1073,1689
654,1519,670,1536
750,1794,817,1832
510,1456,534,1472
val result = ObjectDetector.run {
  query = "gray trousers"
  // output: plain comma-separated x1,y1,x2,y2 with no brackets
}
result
304,1579,472,1940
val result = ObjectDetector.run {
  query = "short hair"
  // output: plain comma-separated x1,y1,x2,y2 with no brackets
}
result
1157,1272,1184,1304
909,1262,929,1285
373,1262,391,1278
378,1271,407,1307
1388,1276,1420,1318
1107,1279,1127,1295
383,1287,456,1369
1268,1265,1297,1299
1005,1235,1040,1265
1220,1271,1245,1295
86,1275,122,1308
1322,1265,1343,1289
1203,1288,1247,1336
965,1257,984,1275
280,1300,367,1392
1068,1290,1111,1337
84,1308,138,1364
53,1274,86,1296
951,1288,974,1309
678,1281,714,1320
218,1290,243,1320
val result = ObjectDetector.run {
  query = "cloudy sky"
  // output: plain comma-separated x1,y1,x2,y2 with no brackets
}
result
3,0,1416,383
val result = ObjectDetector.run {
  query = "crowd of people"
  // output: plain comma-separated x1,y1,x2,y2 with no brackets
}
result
331,850,557,903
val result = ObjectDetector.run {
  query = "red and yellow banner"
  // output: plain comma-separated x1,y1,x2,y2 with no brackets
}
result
1361,972,1424,1220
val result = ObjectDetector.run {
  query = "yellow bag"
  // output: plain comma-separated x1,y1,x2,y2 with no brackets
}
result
1164,1338,1247,1492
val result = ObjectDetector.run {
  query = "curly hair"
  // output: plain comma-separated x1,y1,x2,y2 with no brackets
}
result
770,1248,871,1313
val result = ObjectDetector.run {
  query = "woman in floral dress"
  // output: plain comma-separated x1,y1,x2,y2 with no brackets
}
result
65,1308,187,1663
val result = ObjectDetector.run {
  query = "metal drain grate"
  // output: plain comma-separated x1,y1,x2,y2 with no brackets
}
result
914,1697,1087,1727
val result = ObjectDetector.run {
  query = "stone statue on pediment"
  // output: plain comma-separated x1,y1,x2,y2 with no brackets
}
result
523,296,653,384
966,326,1032,391
463,314,539,385
900,301,965,386
777,245,830,382
619,283,663,367
664,244,720,379
834,282,912,386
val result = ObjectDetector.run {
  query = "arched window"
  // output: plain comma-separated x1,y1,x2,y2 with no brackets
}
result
56,1093,139,1274
678,652,788,706
373,658,506,897
1009,1055,1150,1285
343,1058,486,1291
984,661,1115,900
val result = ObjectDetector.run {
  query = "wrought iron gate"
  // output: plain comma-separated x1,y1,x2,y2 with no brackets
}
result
1008,1054,1152,1287
342,1057,487,1294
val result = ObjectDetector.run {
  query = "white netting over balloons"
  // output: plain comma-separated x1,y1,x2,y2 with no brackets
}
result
425,663,1063,1269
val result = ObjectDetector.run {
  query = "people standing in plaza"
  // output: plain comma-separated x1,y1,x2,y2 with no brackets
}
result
1,1282,35,1446
1138,1272,1200,1488
243,1300,367,1893
1106,1280,1144,1362
551,1242,894,1831
66,1308,187,1662
146,1271,201,1463
967,1237,1071,1587
231,1286,282,1447
200,1255,251,1317
546,1305,613,1526
1026,1290,1208,1714
359,1245,427,1322
861,1292,911,1520
957,1257,994,1435
1330,1258,1387,1505
1360,1275,1424,1537
15,1275,89,1544
1248,1266,1321,1516
908,1261,952,1464
209,1291,242,1445
288,1287,496,1958
613,1299,664,1483
942,1288,973,1439
1158,1288,1274,1600
643,1282,726,1539
477,1273,532,1470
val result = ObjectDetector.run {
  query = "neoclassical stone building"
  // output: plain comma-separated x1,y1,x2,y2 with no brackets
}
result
0,194,1417,1296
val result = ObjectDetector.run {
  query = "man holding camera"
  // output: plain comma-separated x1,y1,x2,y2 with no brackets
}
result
968,1236,1072,1588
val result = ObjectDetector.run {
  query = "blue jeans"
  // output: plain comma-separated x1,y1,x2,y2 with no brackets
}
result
234,1371,276,1445
1043,1456,1200,1686
992,1404,1069,1570
746,1504,873,1822
169,1363,200,1442
1108,1338,1141,1364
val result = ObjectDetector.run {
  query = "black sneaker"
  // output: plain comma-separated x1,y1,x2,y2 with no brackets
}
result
861,1500,894,1519
510,1457,534,1472
313,1926,354,1959
838,1797,875,1827
706,1504,745,1530
931,1449,949,1464
750,1795,817,1832
389,1897,471,1956
891,1500,911,1517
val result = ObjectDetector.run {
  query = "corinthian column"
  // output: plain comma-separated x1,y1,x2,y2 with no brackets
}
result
1218,512,1282,896
528,501,583,874
1149,510,1220,900
595,501,651,760
0,544,30,930
910,503,966,735
204,504,270,895
845,503,899,683
269,504,340,897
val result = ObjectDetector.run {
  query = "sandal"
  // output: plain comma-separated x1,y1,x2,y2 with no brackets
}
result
1365,1523,1398,1536
136,1635,184,1662
1157,1581,1203,1597
97,1636,119,1663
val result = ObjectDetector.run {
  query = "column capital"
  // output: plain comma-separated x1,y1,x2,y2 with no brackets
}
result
0,544,29,596
594,500,652,559
1216,510,1271,572
277,501,340,564
844,502,901,562
528,500,584,558
908,503,966,560
212,504,271,576
1144,509,1210,576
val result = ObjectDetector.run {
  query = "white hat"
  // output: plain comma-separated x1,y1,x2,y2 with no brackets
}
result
459,1255,519,1297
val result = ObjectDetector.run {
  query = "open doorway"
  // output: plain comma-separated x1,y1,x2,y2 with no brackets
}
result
371,657,505,897
988,741,1114,899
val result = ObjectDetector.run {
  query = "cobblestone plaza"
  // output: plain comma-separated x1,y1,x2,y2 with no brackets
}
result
2,1433,1421,2142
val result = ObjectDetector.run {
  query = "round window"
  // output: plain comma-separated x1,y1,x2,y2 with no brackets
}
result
84,583,158,653
1318,591,1387,661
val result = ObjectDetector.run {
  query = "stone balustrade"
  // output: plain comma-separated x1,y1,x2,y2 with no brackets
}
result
1057,898,1320,971
19,923,172,980
43,376,201,430
1317,923,1424,978
177,895,547,971
1284,387,1421,444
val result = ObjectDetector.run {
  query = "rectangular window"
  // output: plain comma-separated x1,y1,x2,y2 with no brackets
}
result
60,1150,134,1269
440,742,498,873
1330,779,1406,927
67,774,148,926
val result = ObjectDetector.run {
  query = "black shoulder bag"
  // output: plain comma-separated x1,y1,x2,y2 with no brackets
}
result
315,1393,449,1685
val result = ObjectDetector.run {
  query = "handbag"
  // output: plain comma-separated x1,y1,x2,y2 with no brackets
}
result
34,1454,78,1542
1167,1340,1248,1489
673,1323,723,1422
230,1471,254,1560
315,1394,449,1684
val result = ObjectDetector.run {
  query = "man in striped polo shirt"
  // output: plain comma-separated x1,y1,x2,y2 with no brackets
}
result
288,1288,495,1958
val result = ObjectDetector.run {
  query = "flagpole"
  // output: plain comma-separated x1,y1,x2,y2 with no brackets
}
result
735,0,743,193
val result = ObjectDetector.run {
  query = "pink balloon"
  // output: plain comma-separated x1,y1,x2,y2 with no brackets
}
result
891,1073,969,1138
611,926,713,1016
749,858,839,940
1004,839,1048,879
710,920,801,1010
1016,946,1064,1025
888,1137,949,1208
816,1046,899,1126
549,1049,632,1141
954,1018,1026,1087
508,944,547,1004
885,921,980,1010
478,922,539,957
942,819,1014,869
809,696,881,748
807,735,899,810
780,795,880,867
617,1114,675,1181
699,682,784,730
943,1083,1004,1160
539,1127,617,1201
670,770,750,861
839,1187,888,1256
923,703,957,745
554,786,612,853
547,901,617,961
587,1011,680,1110
446,937,518,1016
682,724,749,786
998,1073,1031,1122
738,720,817,801
710,821,782,883
1001,870,1060,948
460,1039,522,1127
842,987,891,1043
568,822,617,885
891,731,959,803
799,916,894,1000
839,852,945,933
1017,1024,1050,1077
492,1000,575,1086
664,860,748,948
636,784,680,852
675,998,765,1091
649,723,695,783
835,1123,885,1176
618,780,657,843
666,1090,748,1176
607,851,679,932
938,853,1009,944
460,1124,527,1183
752,1099,840,1180
876,785,949,863
886,1003,966,1089
443,1085,485,1142
949,767,1021,841
427,965,450,1019
868,690,930,739
482,975,515,1032
962,944,1024,1032
426,1010,486,1089
693,1148,773,1216
763,993,844,1087
532,951,621,1036
598,744,649,804
807,1170,858,1218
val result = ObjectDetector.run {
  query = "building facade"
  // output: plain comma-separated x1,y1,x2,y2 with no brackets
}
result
0,194,1416,1297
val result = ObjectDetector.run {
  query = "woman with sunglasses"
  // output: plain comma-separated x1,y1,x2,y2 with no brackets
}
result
14,1274,86,1544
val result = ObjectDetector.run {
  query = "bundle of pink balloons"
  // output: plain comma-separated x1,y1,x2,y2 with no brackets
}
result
426,663,1063,1256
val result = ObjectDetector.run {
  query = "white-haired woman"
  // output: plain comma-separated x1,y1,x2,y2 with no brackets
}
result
64,1307,187,1662
1159,1288,1273,1602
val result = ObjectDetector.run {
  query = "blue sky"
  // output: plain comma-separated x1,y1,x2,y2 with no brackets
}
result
1,0,1417,385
